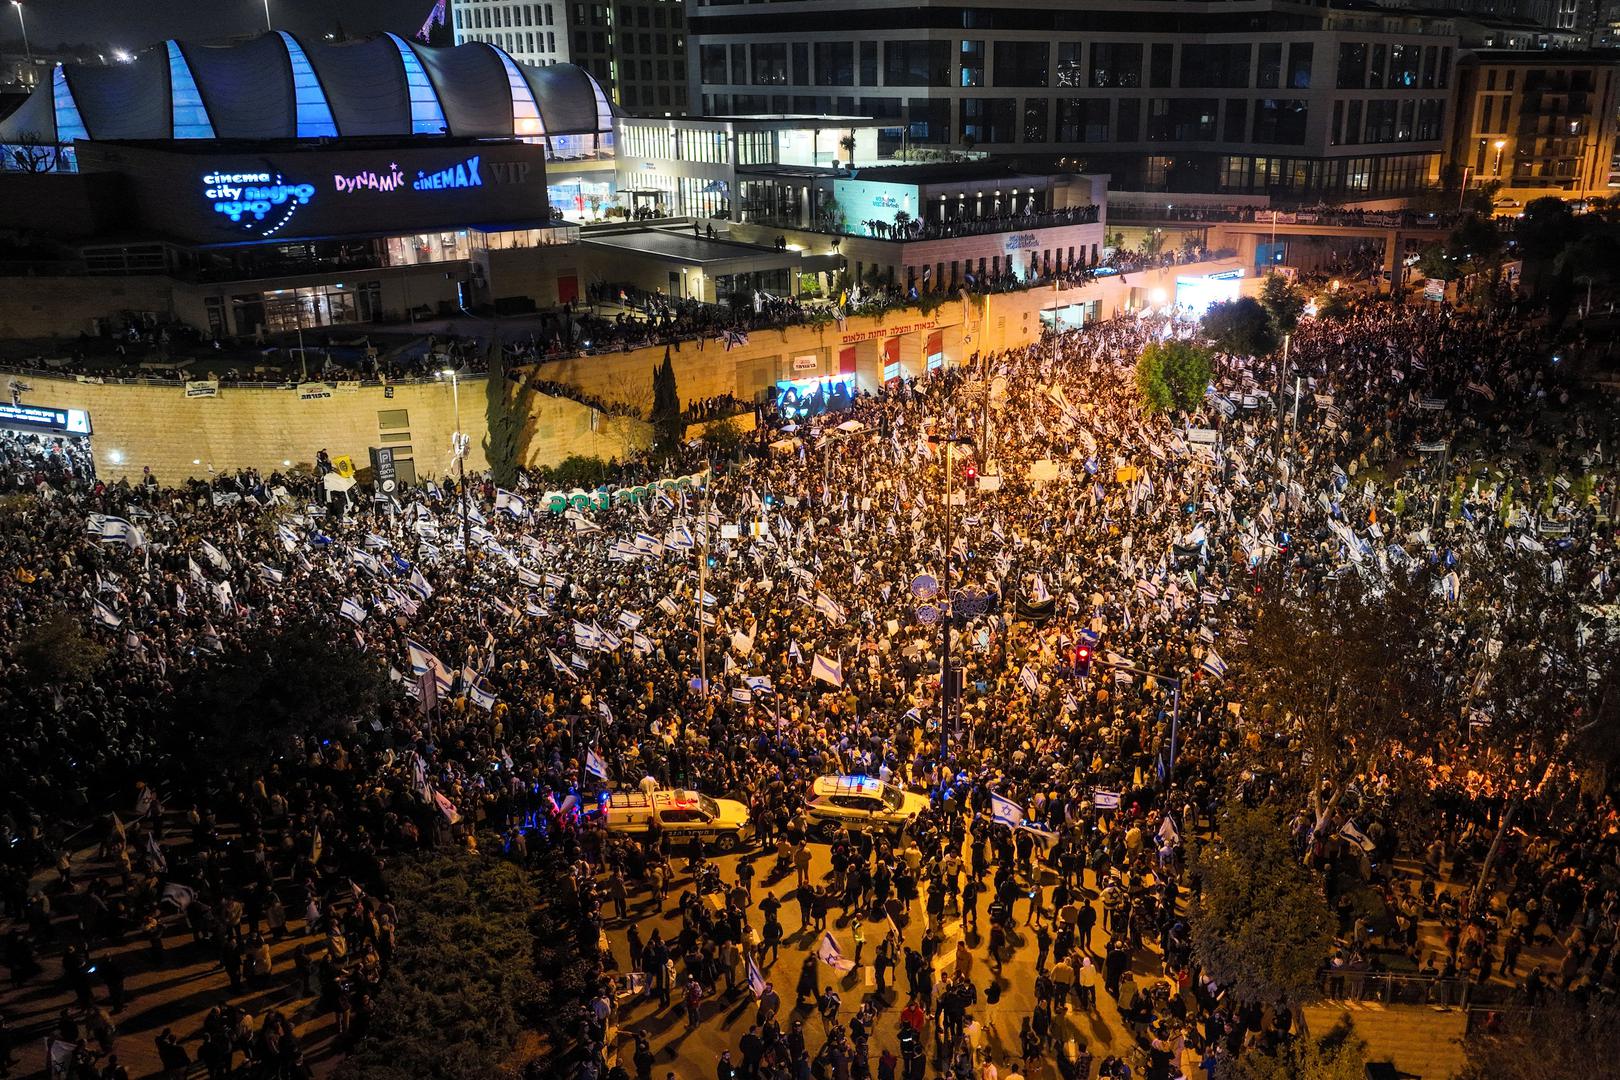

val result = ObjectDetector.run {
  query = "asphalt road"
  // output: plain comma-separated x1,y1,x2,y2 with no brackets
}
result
594,834,1177,1080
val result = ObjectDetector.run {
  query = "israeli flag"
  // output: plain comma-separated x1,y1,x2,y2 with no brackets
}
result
989,791,1025,828
747,957,767,998
744,674,775,694
731,686,755,704
494,488,528,518
811,653,844,687
276,522,300,552
199,539,232,571
617,610,643,631
547,648,577,680
1340,820,1376,853
408,568,435,600
1136,579,1159,600
1019,664,1041,695
814,591,846,625
667,524,695,550
256,563,286,585
585,747,610,780
1093,789,1121,810
631,631,654,655
92,599,123,628
573,620,602,650
524,595,549,618
1030,575,1051,604
1200,648,1228,681
468,678,498,711
815,930,855,972
339,597,367,625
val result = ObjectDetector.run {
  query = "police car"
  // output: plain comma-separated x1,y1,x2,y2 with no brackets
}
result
592,789,750,851
803,775,929,840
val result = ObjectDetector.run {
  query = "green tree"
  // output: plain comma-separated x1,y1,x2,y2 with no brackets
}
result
171,617,394,777
1190,805,1335,1010
1317,290,1353,322
483,343,538,488
1135,339,1213,414
1515,196,1577,294
1259,273,1306,336
1203,296,1279,358
1235,568,1439,832
701,415,746,460
651,347,683,454
339,851,551,1080
17,609,107,685
1230,1018,1367,1080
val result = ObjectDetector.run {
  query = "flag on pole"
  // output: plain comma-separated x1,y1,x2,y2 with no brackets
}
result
92,600,123,628
585,747,610,780
1340,820,1376,852
1200,648,1227,681
339,597,367,625
1019,664,1041,695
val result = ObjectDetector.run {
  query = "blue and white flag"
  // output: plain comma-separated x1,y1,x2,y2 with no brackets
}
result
617,610,643,631
746,956,767,998
744,674,775,694
87,514,146,549
199,539,232,572
814,591,846,625
548,648,577,680
256,563,285,585
585,747,609,780
631,631,654,655
1019,664,1041,695
1340,820,1376,853
339,597,367,625
467,677,498,711
92,599,123,628
731,686,755,704
989,791,1025,828
524,595,548,618
1093,789,1121,810
406,639,453,693
1200,648,1227,681
810,653,844,687
815,930,855,972
573,620,602,651
1029,575,1051,604
276,522,300,551
494,489,528,518
408,568,434,600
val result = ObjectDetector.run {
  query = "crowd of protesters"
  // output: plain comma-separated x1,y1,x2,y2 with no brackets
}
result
0,291,1616,1080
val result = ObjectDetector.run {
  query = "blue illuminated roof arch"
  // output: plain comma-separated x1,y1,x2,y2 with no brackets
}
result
166,41,216,139
51,65,90,142
277,31,339,139
385,33,449,136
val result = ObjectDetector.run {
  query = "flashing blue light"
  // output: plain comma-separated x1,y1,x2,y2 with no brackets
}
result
166,42,216,139
278,32,339,139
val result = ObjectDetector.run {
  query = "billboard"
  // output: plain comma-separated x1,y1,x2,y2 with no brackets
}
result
77,141,550,245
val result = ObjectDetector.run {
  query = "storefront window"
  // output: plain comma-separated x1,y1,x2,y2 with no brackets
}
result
384,232,471,266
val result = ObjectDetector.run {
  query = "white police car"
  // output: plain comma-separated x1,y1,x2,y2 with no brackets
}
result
803,775,928,840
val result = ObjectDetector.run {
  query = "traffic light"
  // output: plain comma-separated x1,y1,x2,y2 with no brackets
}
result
963,461,977,481
1074,629,1100,679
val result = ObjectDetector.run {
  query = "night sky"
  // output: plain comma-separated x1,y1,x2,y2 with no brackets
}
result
3,0,433,54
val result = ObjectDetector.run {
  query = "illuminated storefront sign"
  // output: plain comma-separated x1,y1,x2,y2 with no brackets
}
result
334,163,408,193
413,155,483,191
202,170,316,237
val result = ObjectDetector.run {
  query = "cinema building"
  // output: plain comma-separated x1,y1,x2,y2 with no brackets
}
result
0,31,618,333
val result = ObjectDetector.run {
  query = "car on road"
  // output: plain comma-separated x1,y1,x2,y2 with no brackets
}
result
591,788,750,851
803,775,929,839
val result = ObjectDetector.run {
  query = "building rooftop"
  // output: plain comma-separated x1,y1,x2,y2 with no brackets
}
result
843,161,1065,186
580,227,798,266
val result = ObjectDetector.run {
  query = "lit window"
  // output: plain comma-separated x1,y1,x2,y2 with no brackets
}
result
277,32,339,138
386,33,449,135
52,64,90,142
166,41,216,139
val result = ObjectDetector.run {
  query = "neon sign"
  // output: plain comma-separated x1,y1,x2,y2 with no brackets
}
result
334,163,408,193
414,154,483,191
203,170,316,231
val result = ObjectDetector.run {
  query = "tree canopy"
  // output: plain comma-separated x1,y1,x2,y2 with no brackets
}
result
17,609,107,686
1259,273,1306,336
1135,339,1214,414
1190,805,1335,1009
651,348,683,454
1203,296,1280,358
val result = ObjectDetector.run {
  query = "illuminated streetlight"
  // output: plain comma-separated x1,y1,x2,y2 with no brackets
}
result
12,2,32,69
1493,139,1506,176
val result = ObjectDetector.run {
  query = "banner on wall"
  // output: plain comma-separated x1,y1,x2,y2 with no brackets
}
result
298,382,333,400
184,380,220,398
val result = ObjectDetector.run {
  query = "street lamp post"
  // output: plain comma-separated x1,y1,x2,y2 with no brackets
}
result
442,368,471,577
938,436,975,758
262,0,272,30
12,2,31,69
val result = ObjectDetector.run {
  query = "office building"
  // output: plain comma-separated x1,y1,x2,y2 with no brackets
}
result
686,0,1459,199
451,0,690,112
1449,49,1618,203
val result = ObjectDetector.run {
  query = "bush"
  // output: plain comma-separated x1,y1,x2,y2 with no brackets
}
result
533,455,611,490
